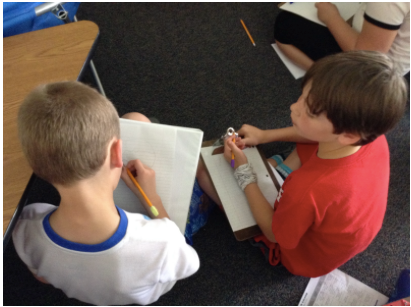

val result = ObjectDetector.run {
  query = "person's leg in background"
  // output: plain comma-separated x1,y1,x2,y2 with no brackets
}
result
274,11,342,70
121,112,151,122
268,148,301,180
196,159,222,207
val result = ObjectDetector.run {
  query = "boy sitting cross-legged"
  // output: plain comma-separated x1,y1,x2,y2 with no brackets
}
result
197,51,407,277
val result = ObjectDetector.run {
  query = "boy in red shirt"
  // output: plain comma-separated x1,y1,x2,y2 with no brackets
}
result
197,51,407,277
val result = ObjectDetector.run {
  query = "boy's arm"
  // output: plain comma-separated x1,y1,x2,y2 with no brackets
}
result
225,139,277,242
238,125,315,146
316,3,398,53
121,160,170,219
243,183,277,242
316,2,359,51
262,126,315,144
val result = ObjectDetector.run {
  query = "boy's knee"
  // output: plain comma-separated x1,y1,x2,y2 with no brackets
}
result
121,112,151,123
283,148,301,171
267,158,278,168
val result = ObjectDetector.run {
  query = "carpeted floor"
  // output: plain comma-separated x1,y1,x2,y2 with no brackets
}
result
3,3,410,306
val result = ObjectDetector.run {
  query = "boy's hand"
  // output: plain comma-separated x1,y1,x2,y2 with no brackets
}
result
224,136,248,169
121,159,158,200
315,2,340,25
237,124,264,146
121,159,170,219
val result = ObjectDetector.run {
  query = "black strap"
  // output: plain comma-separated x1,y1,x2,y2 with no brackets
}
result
364,13,402,31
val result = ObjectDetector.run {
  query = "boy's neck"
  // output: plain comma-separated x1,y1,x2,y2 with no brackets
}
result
49,175,121,245
317,141,362,159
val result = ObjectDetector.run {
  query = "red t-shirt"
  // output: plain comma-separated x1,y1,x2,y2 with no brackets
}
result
272,135,389,277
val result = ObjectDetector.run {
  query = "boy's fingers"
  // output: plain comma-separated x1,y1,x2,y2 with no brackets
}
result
236,138,246,148
224,136,233,147
133,159,145,173
227,139,241,154
126,160,135,169
125,159,143,176
237,125,246,135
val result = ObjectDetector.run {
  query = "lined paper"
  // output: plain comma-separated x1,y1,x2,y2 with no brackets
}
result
114,119,203,233
201,146,279,232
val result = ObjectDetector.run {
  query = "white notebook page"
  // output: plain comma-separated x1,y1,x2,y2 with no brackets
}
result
114,119,203,233
280,2,361,27
201,146,279,232
272,43,306,79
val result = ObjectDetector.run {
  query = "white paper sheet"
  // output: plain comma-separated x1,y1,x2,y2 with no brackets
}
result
269,162,284,187
201,146,280,232
280,2,361,27
299,269,389,306
272,43,307,79
114,119,203,234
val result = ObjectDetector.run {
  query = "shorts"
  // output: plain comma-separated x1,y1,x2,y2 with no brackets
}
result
184,179,216,245
274,11,342,61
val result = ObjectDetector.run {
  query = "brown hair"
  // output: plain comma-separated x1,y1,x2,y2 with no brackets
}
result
18,81,120,186
302,51,407,145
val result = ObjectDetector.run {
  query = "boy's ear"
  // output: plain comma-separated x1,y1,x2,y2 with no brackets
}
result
338,132,361,145
110,139,123,168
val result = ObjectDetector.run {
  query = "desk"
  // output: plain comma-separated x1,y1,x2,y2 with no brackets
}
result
3,21,100,243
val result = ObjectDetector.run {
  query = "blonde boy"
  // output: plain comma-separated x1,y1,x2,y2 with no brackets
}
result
13,81,199,305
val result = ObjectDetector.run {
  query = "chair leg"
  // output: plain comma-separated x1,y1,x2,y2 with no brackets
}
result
73,15,106,96
89,59,106,97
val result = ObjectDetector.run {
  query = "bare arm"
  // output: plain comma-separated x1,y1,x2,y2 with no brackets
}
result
355,20,398,52
261,126,316,144
243,183,277,242
275,41,314,71
317,3,398,52
237,124,316,146
316,2,359,51
225,139,278,242
121,160,170,219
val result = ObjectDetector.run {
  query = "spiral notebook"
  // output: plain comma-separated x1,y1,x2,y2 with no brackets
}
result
113,118,203,234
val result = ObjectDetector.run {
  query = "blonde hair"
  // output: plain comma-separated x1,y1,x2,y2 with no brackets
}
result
18,81,120,186
302,51,407,145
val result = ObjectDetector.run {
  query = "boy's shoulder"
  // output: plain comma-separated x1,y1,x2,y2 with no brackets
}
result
297,135,388,170
290,136,390,192
19,203,56,220
124,211,184,243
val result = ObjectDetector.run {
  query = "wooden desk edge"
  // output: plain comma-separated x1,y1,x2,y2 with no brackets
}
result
3,20,100,240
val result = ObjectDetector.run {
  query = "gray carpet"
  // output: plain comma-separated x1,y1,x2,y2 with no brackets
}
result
3,3,410,306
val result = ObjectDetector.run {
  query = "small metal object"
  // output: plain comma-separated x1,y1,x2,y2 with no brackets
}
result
213,127,238,146
226,127,235,137
51,3,70,23
35,2,66,16
34,3,71,23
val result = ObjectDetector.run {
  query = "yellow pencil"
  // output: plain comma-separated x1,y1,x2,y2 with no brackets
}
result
240,19,256,46
126,168,159,217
